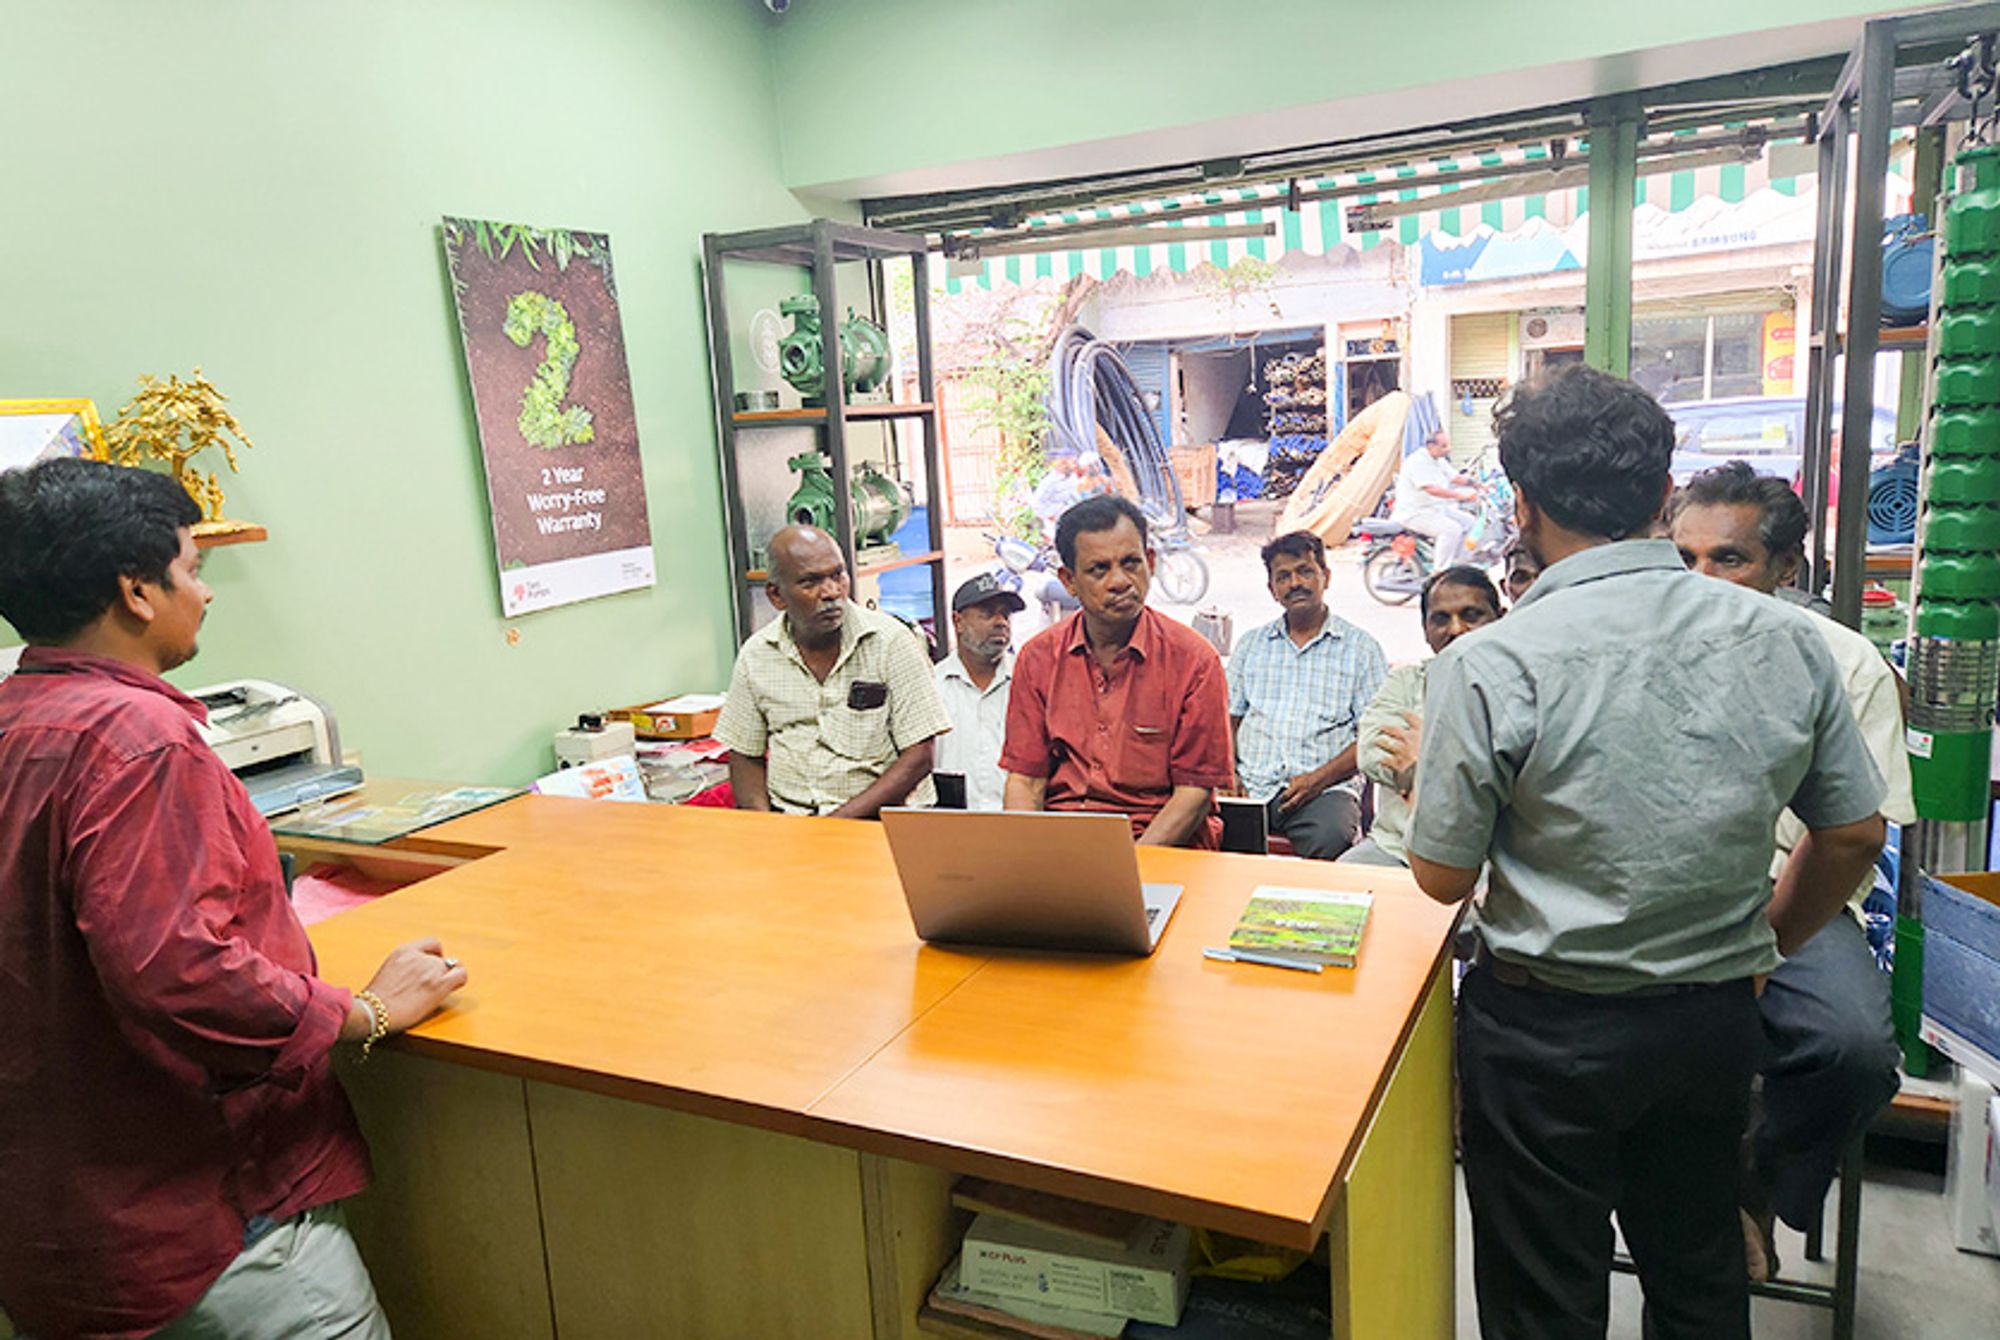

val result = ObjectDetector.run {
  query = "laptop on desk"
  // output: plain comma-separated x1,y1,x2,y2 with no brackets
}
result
880,809,1183,956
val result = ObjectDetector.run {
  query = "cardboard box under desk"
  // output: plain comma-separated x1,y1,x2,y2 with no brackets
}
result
960,1212,1190,1326
610,701,721,741
1925,872,2000,1070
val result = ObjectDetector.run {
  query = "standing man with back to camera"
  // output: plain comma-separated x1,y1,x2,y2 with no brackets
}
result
0,457,468,1340
1405,366,1886,1340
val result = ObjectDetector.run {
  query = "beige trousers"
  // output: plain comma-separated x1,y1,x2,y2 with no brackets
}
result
149,1205,390,1340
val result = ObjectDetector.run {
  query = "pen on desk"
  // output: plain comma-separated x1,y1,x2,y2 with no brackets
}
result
1203,946,1323,974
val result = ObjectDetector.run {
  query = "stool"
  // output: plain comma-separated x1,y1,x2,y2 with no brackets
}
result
1613,1132,1864,1340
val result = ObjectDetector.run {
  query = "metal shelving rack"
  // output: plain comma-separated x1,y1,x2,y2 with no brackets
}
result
1801,4,2000,626
700,220,949,652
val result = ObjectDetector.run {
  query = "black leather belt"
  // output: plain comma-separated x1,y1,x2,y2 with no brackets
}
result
1476,949,1742,999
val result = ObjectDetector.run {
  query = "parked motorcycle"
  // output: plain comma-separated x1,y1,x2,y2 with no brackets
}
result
988,533,1078,624
1148,525,1212,606
988,523,1209,619
1355,456,1516,605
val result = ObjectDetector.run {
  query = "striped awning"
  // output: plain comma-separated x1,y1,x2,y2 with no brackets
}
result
935,145,1820,294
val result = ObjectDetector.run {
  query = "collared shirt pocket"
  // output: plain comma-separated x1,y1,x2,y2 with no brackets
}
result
1316,705,1358,750
823,698,892,761
1116,720,1173,790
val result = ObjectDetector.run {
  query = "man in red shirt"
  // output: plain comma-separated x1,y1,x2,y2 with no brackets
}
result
1000,495,1234,846
0,459,468,1340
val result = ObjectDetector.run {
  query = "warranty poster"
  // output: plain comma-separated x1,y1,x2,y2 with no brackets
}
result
442,217,655,616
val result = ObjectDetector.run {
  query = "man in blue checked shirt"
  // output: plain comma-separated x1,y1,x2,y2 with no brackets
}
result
1226,531,1387,859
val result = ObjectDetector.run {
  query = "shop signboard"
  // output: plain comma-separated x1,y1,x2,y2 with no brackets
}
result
1761,312,1797,395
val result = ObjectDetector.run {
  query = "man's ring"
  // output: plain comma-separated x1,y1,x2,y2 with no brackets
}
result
444,957,461,971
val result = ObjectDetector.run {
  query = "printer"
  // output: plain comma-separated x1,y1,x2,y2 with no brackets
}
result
190,678,364,817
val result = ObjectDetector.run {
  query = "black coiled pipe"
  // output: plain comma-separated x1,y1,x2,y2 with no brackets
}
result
1046,326,1189,536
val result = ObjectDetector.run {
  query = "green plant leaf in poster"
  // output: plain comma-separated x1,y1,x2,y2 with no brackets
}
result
504,290,595,449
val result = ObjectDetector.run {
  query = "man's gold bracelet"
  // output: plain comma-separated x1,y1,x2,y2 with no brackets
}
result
355,989,390,1062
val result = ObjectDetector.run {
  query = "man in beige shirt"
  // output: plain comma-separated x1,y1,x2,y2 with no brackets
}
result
714,526,949,817
1341,565,1502,867
1668,461,1912,1279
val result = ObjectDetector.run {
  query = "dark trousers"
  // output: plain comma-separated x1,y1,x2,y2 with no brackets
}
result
1266,788,1361,860
1754,913,1900,1229
1458,963,1762,1340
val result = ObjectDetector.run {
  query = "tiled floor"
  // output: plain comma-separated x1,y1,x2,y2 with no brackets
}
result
1451,1141,2000,1339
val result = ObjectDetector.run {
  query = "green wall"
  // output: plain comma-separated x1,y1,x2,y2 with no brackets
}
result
1,0,1954,784
1,0,801,784
768,0,1938,191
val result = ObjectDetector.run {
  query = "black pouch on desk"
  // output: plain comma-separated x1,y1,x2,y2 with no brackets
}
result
1217,795,1269,854
933,772,968,810
848,680,888,711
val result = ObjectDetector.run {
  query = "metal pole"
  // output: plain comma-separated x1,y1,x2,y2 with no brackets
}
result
1584,96,1640,376
1805,100,1852,596
911,251,950,656
812,222,857,567
701,234,752,643
1832,21,1896,630
1901,130,1949,443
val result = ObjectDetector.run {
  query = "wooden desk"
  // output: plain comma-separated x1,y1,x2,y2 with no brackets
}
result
306,801,1461,1340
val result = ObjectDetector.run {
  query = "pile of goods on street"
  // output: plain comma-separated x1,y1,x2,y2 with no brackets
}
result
1260,350,1328,499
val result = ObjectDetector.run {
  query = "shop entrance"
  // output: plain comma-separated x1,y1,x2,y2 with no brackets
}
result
1172,333,1325,449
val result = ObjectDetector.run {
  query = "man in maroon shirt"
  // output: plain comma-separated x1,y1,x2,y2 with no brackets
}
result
1000,494,1234,846
0,459,468,1340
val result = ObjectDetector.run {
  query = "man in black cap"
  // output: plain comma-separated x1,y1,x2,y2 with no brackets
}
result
934,573,1025,810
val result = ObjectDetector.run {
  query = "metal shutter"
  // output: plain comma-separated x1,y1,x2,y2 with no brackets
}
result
1117,341,1173,448
1447,313,1514,463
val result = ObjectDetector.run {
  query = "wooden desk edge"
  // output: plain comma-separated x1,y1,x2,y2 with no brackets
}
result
379,1032,818,1141
1306,908,1463,1239
799,1112,1324,1251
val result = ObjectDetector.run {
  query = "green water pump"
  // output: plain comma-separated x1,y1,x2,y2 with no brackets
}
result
1900,142,2000,1071
784,452,911,548
776,295,891,407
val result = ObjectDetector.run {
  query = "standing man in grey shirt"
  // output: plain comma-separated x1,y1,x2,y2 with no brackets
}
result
1406,366,1887,1340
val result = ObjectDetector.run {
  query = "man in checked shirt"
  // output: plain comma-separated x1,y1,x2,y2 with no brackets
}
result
715,525,950,817
1226,530,1387,859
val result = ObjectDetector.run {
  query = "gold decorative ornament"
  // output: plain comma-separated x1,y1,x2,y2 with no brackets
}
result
102,369,257,536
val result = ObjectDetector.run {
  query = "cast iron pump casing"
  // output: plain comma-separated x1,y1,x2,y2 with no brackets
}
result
776,295,891,407
784,452,911,548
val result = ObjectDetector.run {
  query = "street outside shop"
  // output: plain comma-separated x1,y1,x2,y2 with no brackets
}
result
941,501,1433,668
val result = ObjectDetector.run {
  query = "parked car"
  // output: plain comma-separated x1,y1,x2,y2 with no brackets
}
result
1665,396,1900,484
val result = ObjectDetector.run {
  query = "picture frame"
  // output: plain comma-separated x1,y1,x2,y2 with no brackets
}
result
0,399,109,471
